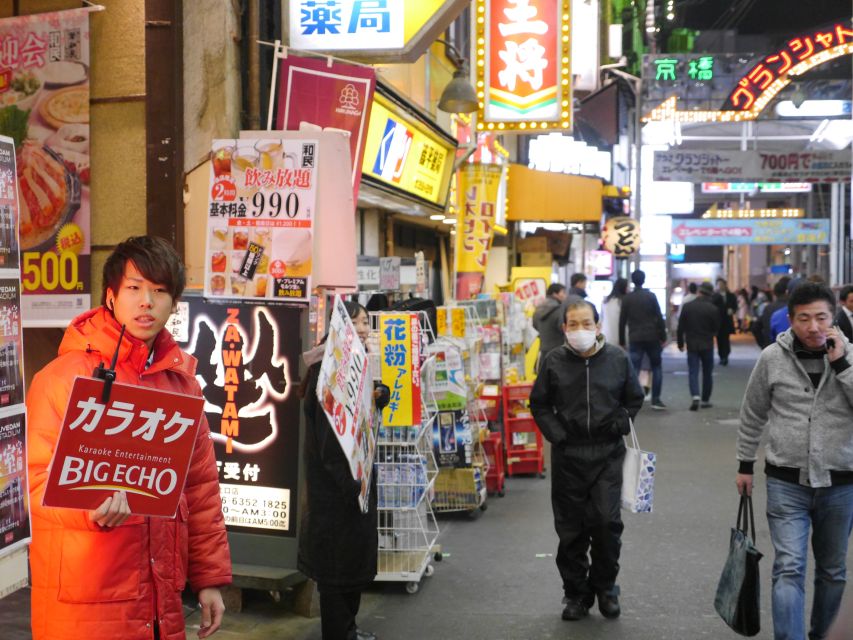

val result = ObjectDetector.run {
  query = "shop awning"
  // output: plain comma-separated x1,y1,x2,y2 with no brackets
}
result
506,164,603,222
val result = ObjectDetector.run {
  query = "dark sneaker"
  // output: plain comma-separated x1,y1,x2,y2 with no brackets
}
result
597,593,621,619
355,630,378,640
720,359,728,366
701,401,713,408
689,398,699,411
561,597,590,621
651,400,667,410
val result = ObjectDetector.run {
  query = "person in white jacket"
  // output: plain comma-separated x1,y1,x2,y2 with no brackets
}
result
601,278,628,346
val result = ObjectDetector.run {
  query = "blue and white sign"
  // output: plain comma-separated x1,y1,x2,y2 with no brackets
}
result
672,219,830,246
290,0,404,51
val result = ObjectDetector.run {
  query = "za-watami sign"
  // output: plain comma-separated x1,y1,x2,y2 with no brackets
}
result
42,378,204,517
477,0,572,132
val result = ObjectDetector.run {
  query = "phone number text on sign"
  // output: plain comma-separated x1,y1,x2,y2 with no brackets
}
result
220,483,290,531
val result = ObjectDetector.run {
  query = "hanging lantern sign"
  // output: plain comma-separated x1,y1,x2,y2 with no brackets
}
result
601,216,640,257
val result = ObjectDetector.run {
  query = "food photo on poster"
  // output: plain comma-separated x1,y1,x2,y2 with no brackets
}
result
41,378,204,518
0,10,92,323
205,138,318,304
172,296,301,536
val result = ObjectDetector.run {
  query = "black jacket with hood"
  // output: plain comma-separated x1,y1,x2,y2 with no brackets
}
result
531,336,645,447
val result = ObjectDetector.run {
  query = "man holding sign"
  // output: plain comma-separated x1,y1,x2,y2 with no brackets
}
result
27,237,231,640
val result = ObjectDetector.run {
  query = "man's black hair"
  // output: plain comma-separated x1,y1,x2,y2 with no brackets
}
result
631,270,645,287
562,299,599,324
773,276,791,298
688,282,697,294
570,273,587,287
840,285,853,303
788,282,836,317
102,236,185,305
546,283,566,297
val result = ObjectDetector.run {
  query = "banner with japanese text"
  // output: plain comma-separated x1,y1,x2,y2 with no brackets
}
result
379,313,422,427
0,9,93,326
42,378,203,517
0,411,28,559
455,163,502,299
276,54,375,205
478,0,572,131
205,138,318,303
317,296,377,513
171,295,302,537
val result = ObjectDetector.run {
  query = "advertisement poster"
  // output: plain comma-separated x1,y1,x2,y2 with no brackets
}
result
205,137,318,304
0,410,28,557
317,296,377,512
0,279,23,409
276,54,376,204
426,343,467,411
432,409,472,468
379,313,422,427
42,378,203,517
672,218,830,246
172,295,301,537
0,10,92,326
455,164,503,299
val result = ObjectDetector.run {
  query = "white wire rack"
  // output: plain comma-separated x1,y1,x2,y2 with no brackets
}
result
369,310,441,594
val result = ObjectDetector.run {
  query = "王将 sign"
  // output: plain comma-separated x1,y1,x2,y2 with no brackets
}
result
478,0,572,131
43,378,204,517
380,313,422,427
654,149,853,183
672,219,830,246
362,91,456,207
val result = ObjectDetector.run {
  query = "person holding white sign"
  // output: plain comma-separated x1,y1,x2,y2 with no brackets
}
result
299,301,390,640
27,236,232,640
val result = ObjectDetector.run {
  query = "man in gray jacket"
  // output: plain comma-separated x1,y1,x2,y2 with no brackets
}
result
736,282,853,640
533,283,571,360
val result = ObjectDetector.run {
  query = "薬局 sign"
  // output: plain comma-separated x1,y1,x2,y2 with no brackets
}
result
361,91,456,207
288,0,470,62
478,0,572,131
317,297,377,513
43,378,203,517
672,219,830,246
379,313,422,427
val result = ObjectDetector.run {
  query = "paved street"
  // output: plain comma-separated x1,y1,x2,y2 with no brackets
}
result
4,336,852,639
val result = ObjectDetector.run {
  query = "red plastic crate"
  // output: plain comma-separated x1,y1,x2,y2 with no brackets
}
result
483,431,505,496
503,383,544,477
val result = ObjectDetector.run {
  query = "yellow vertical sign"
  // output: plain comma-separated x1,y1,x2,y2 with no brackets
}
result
451,308,466,337
455,163,503,299
437,307,448,336
380,313,422,427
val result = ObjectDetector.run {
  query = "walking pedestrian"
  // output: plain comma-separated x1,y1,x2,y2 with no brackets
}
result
601,278,628,346
711,278,737,365
26,236,232,640
737,282,853,640
530,299,645,622
533,283,573,363
679,282,698,315
619,269,668,410
754,277,790,348
676,281,720,411
736,288,750,333
569,273,588,299
299,301,390,640
834,284,853,342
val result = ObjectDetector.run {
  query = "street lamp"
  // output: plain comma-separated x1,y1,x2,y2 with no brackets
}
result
436,39,478,114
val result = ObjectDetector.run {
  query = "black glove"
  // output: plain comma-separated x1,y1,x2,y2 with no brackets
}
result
614,408,631,436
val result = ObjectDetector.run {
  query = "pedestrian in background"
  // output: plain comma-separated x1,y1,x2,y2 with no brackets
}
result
569,273,588,299
737,282,853,640
835,284,853,342
619,269,668,410
533,283,573,364
299,301,390,640
736,288,750,333
680,282,698,315
755,277,791,348
712,278,737,365
677,281,720,411
27,236,231,640
531,299,645,623
601,278,628,346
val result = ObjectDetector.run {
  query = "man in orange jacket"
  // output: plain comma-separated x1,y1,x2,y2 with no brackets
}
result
27,236,232,640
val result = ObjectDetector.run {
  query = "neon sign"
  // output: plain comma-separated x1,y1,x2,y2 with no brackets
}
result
476,0,572,132
644,23,853,123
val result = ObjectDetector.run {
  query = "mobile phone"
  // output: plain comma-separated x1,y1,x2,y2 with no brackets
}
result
826,338,836,351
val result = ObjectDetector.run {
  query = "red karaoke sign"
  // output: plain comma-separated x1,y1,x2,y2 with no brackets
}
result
43,377,204,517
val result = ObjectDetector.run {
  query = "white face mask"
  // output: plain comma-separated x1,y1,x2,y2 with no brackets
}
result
565,329,597,353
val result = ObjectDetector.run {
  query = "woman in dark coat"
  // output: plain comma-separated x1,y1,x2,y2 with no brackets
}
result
299,302,389,640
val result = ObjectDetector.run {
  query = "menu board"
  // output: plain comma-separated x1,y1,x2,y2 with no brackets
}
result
205,138,318,304
0,9,93,326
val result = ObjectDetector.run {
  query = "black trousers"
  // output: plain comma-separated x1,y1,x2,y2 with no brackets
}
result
551,440,625,600
717,330,731,361
318,585,362,640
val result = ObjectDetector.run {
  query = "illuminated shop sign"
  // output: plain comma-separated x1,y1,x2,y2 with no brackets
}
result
476,0,572,132
701,182,813,194
361,91,456,206
644,22,853,123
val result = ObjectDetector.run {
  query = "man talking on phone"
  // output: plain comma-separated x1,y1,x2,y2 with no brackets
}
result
736,282,853,640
